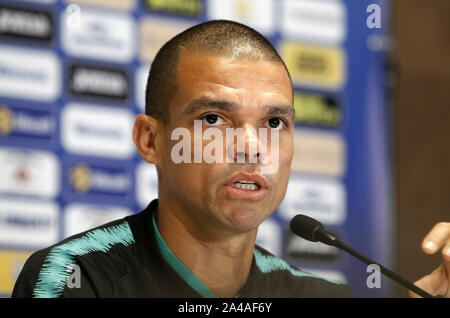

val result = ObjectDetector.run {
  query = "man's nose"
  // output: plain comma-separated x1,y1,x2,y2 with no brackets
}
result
227,125,267,163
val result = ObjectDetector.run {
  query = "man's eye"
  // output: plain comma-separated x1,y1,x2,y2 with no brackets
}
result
201,114,223,126
267,117,284,129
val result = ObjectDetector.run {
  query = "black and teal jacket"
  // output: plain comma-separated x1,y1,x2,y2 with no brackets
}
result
12,200,353,298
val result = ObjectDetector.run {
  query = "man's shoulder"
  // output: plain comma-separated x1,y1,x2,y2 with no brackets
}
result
12,214,142,298
253,245,353,298
34,216,136,262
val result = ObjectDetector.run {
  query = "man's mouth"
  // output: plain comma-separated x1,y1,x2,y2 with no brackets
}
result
222,172,269,200
231,180,261,191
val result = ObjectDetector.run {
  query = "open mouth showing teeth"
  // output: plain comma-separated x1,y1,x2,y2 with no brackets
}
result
231,180,261,191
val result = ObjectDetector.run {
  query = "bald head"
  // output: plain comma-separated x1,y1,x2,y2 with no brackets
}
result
145,20,291,123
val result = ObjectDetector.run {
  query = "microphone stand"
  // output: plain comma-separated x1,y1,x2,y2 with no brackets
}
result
316,229,435,298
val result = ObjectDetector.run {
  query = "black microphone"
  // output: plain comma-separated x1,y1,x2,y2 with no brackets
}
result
290,214,435,298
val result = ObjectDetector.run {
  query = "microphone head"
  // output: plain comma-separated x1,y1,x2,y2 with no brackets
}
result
289,214,325,242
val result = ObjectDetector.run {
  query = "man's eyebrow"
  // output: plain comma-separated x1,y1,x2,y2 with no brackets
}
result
182,97,295,122
182,97,239,117
264,105,296,123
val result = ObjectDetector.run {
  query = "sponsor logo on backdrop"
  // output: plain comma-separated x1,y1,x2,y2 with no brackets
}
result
207,0,275,36
281,42,346,89
61,8,135,62
0,104,54,141
64,203,132,238
66,0,136,11
281,0,346,45
278,174,346,225
291,129,345,177
0,198,59,247
0,148,60,198
20,0,57,3
256,217,282,257
0,45,61,101
0,249,32,295
143,0,203,18
139,18,194,62
136,162,158,208
135,64,150,111
68,63,129,102
67,162,132,200
0,4,53,43
0,106,13,136
293,91,343,128
61,103,135,159
286,229,339,262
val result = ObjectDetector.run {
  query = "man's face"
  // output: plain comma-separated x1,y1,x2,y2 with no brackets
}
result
157,51,294,236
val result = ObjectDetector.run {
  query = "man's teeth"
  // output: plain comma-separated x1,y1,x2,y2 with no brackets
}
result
232,180,259,190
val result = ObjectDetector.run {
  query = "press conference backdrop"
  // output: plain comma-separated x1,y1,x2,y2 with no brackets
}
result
0,0,393,297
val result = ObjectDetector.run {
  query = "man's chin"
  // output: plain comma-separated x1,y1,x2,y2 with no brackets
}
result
223,206,267,233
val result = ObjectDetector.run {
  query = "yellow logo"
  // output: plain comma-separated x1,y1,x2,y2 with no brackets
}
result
0,105,14,136
70,164,92,193
0,250,33,295
281,42,346,89
234,0,251,18
145,0,203,17
294,92,341,127
292,130,345,177
139,18,193,62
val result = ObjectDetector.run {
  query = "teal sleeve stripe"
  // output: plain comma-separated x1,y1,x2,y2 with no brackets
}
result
152,213,216,298
33,221,135,298
253,249,345,285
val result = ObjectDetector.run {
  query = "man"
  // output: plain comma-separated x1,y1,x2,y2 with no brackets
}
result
12,20,450,298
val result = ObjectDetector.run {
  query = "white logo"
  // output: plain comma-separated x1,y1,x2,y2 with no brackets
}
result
278,175,346,226
0,148,60,199
0,197,59,247
135,64,149,112
207,0,275,36
256,217,282,257
72,68,127,96
0,6,52,39
135,162,158,208
0,45,61,102
61,103,135,159
70,65,129,100
301,268,347,284
281,0,346,45
61,8,135,62
18,0,57,3
64,203,131,238
67,0,136,11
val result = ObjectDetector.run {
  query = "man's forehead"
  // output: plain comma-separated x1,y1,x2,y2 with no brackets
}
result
175,51,293,96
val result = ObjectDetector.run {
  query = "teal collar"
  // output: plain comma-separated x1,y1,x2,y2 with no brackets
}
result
152,212,216,298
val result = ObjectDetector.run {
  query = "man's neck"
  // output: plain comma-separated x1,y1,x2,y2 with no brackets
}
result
156,199,257,298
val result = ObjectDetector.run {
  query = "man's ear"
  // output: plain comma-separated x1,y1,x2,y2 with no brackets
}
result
133,114,162,165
